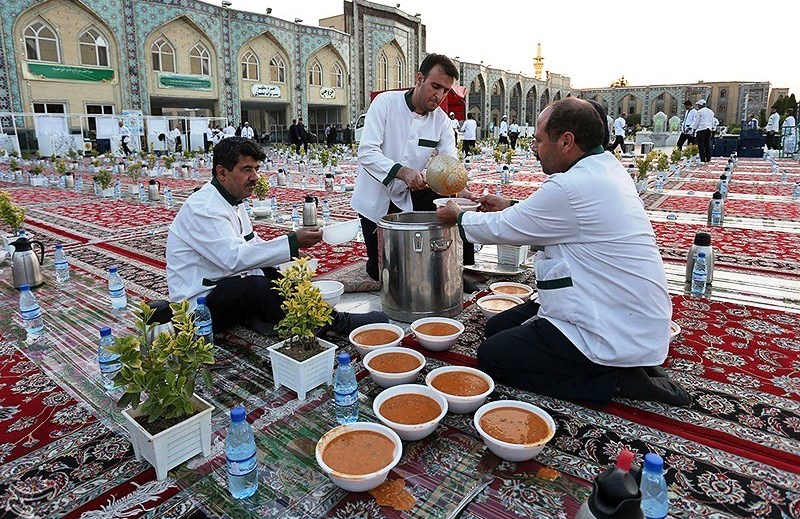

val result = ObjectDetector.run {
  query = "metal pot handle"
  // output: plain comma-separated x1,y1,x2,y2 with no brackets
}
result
430,238,452,252
413,232,423,252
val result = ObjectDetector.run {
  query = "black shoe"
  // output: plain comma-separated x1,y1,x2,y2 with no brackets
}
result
616,367,692,406
247,319,278,337
331,311,390,335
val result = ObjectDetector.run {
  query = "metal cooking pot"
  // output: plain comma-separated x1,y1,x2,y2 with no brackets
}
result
378,212,462,322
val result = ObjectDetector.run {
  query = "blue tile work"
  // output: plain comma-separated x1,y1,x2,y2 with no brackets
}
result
363,15,415,96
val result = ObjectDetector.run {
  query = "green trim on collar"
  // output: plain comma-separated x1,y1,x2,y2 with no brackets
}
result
457,210,468,244
288,232,299,258
201,278,217,287
509,199,519,206
210,177,240,206
243,232,255,241
404,89,415,112
418,139,439,148
385,163,403,186
537,277,573,290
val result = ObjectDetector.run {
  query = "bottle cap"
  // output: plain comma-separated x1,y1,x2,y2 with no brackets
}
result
305,194,315,203
693,232,711,246
109,266,118,273
337,352,351,365
197,296,206,306
56,243,63,249
231,406,246,423
644,452,664,472
20,284,30,291
99,326,112,337
712,191,722,199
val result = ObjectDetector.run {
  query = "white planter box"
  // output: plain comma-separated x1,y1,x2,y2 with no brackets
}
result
497,244,530,266
267,337,337,400
31,176,47,187
100,187,115,197
122,394,214,481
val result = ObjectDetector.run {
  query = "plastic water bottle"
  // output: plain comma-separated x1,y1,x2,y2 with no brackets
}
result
97,326,120,390
321,199,331,225
194,296,214,346
793,182,800,201
655,176,664,194
226,407,258,499
781,170,788,184
138,182,147,203
54,243,70,284
291,204,300,229
691,252,708,295
19,284,45,338
75,175,84,192
114,179,121,199
333,352,358,424
340,177,347,192
270,195,278,215
710,199,722,227
640,453,669,519
164,185,174,208
107,266,127,311
495,181,503,196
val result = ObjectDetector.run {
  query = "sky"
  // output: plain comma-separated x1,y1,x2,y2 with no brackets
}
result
207,0,797,94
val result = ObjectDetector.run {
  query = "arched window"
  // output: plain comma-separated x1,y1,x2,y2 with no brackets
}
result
241,51,259,80
395,56,404,89
151,38,175,72
24,21,60,62
376,52,388,91
270,55,286,83
190,44,210,75
79,28,109,67
332,62,344,88
308,59,322,86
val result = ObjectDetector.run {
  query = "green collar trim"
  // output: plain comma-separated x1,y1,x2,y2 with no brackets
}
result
404,89,416,112
211,177,240,206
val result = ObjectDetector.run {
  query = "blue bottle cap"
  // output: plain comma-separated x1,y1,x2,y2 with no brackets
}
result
19,284,30,291
337,352,351,365
197,296,206,305
231,406,246,423
644,452,664,472
109,266,118,273
99,327,112,337
56,243,63,249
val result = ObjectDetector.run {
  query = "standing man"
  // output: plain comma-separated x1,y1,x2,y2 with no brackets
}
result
498,115,509,146
342,124,352,145
241,121,255,140
676,100,697,151
351,53,476,284
460,113,477,155
223,122,236,139
449,112,460,144
782,108,797,155
692,99,714,163
295,118,309,154
608,113,627,153
288,119,298,148
765,106,780,150
118,120,132,155
509,118,520,150
435,98,689,406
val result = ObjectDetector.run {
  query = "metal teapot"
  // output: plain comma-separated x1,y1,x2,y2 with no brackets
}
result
11,236,45,288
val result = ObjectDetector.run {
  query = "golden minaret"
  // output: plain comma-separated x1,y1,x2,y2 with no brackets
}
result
533,43,544,80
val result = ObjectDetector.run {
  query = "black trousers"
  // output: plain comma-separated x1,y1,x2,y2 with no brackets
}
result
607,135,625,153
121,141,132,155
462,140,475,155
477,300,619,403
675,132,694,150
696,129,712,162
509,133,519,150
205,268,285,331
766,131,777,150
498,135,509,146
359,188,475,281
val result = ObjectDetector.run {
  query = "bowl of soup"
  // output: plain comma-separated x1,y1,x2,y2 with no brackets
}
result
476,294,525,319
489,282,535,301
425,366,495,414
349,323,405,357
316,422,402,492
409,317,465,352
372,384,448,441
473,400,556,462
363,347,426,388
433,197,480,212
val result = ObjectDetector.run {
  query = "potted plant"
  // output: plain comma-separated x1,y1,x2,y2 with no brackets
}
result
95,168,115,197
267,257,336,400
163,155,176,177
635,156,650,193
110,300,215,480
29,163,46,186
125,163,143,195
251,176,271,217
0,190,26,250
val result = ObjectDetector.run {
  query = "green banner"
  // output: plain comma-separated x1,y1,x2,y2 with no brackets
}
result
27,63,115,82
158,73,212,91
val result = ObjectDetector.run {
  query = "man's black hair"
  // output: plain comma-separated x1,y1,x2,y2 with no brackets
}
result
418,54,459,81
212,137,266,176
544,98,605,152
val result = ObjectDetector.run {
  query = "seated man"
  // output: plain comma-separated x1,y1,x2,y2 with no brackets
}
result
166,137,386,335
436,98,690,406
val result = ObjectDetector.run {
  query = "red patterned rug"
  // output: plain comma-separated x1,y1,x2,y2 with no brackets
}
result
664,179,795,197
650,196,800,221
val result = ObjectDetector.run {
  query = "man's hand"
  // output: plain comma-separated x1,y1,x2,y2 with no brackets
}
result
479,194,511,212
296,226,323,248
436,200,463,225
457,188,478,201
397,166,427,191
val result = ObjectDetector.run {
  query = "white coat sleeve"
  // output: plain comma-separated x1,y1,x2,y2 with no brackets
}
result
357,95,403,185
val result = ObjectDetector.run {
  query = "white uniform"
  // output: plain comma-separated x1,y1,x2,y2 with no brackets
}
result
613,116,626,136
765,112,780,132
241,125,255,139
351,89,456,224
166,180,296,307
460,118,477,141
499,119,509,138
783,115,797,154
693,107,715,131
459,150,671,367
682,108,698,134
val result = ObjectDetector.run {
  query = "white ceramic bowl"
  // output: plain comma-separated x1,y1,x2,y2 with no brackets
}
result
433,197,479,211
425,366,495,414
409,317,465,352
323,219,360,245
277,258,318,274
348,323,405,357
476,294,525,319
473,400,556,462
372,384,448,441
363,347,426,388
251,205,271,217
669,321,681,342
312,280,345,307
315,422,402,492
489,282,534,301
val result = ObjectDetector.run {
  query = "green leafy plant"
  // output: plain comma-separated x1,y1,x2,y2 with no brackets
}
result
95,168,113,190
670,148,683,165
9,158,19,171
111,301,215,425
29,163,44,176
635,156,651,182
56,160,68,175
253,175,270,199
163,156,175,169
493,148,503,163
272,257,333,352
0,190,26,233
647,150,669,172
505,149,514,164
683,144,699,159
126,163,142,184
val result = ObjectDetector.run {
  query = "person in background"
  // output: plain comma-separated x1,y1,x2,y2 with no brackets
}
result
326,124,337,147
342,124,353,145
746,113,759,130
166,137,388,335
509,118,521,150
607,112,626,153
498,115,509,146
460,113,478,155
436,98,690,407
295,118,309,154
240,121,255,140
692,99,714,163
676,100,697,151
449,112,460,144
782,108,797,155
765,106,780,150
118,120,132,155
223,122,236,139
288,119,298,148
